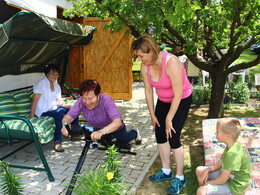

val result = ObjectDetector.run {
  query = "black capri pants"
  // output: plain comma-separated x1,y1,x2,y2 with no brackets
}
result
155,94,192,149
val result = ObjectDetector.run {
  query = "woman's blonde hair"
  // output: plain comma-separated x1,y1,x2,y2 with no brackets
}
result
217,118,241,141
131,35,160,62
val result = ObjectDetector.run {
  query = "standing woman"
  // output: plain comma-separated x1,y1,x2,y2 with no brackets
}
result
30,64,78,152
131,35,192,194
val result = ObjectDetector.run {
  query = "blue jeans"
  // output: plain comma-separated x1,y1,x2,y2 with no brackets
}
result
41,107,78,143
94,123,137,143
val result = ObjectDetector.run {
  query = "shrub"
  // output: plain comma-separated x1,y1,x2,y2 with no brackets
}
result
71,145,129,195
250,91,260,100
192,83,211,106
226,77,250,104
192,87,204,106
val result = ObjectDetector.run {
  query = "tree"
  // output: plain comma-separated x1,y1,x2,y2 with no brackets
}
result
64,0,260,118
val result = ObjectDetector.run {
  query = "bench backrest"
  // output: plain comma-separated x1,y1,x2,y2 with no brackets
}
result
0,91,33,117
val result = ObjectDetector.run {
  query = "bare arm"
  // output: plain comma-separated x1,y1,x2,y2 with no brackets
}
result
61,114,75,137
199,159,223,185
30,93,41,118
165,55,183,137
59,98,71,109
91,118,122,141
205,169,231,185
204,159,231,185
141,63,160,130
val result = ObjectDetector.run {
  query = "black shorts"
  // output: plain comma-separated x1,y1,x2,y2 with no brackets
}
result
155,94,192,149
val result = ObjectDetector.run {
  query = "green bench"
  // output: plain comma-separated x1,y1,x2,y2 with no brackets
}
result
0,91,55,182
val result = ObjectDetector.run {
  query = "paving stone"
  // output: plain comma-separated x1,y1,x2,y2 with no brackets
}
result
0,83,158,195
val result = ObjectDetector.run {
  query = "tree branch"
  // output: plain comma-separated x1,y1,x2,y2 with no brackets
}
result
95,0,140,37
226,55,260,75
163,20,186,45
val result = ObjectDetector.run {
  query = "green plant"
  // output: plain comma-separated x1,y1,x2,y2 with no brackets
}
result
192,83,211,106
65,0,259,119
102,144,122,180
227,77,250,104
71,145,129,195
224,105,241,110
192,87,205,106
0,161,23,195
250,91,260,100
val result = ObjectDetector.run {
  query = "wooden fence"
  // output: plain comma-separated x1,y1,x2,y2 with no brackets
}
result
64,17,133,100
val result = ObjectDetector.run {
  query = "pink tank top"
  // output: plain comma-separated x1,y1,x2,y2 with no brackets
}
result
147,52,192,103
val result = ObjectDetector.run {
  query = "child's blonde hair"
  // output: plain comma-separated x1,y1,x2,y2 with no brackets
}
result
217,118,241,141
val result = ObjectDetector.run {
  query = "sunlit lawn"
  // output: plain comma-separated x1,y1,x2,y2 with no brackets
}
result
132,60,141,71
136,48,259,194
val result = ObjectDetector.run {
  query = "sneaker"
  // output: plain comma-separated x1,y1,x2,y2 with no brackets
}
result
54,142,64,152
167,177,187,194
133,127,142,145
149,169,174,182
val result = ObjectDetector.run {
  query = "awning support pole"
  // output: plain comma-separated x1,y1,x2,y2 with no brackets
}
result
60,46,71,90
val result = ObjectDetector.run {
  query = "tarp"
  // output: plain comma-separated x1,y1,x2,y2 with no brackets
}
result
0,11,95,77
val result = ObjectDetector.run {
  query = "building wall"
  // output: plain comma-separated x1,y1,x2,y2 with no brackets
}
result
1,0,72,18
22,0,72,17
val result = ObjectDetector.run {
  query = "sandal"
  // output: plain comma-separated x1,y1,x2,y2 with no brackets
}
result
54,142,64,152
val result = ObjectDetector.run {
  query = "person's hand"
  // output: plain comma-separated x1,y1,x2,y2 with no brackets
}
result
61,125,69,137
151,116,160,131
198,169,209,186
90,130,103,141
165,119,176,139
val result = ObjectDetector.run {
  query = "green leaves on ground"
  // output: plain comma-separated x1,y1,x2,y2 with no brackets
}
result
0,161,23,195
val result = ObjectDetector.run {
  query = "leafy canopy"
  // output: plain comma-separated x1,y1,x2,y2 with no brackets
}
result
64,0,260,118
64,0,259,57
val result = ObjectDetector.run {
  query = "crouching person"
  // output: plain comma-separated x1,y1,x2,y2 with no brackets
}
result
196,118,251,195
61,79,141,145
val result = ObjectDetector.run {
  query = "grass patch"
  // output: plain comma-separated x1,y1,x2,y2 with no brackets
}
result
234,49,258,64
132,60,141,71
234,48,260,85
136,106,260,195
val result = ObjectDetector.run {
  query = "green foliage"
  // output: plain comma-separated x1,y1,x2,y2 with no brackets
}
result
192,87,205,106
250,91,260,100
192,84,211,106
0,161,23,195
102,144,122,181
65,0,260,53
226,77,250,104
65,0,259,118
71,145,129,195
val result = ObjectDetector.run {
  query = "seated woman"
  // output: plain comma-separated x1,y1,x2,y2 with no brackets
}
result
30,64,78,152
61,79,141,145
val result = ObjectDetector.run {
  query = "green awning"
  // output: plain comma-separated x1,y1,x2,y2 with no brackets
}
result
0,11,95,77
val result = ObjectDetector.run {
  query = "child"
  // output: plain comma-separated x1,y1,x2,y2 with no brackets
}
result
196,118,251,195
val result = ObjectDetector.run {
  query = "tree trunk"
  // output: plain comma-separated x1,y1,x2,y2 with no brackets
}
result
208,73,227,118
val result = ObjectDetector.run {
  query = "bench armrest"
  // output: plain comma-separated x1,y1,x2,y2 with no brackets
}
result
0,114,38,143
